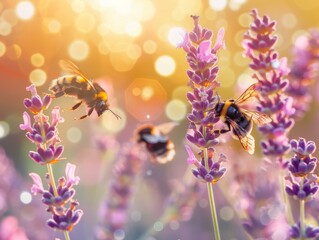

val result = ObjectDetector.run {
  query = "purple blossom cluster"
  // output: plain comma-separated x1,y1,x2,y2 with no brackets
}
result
20,85,64,165
20,84,82,235
287,29,319,119
180,16,226,184
243,9,294,165
285,138,319,238
30,164,83,231
95,142,148,240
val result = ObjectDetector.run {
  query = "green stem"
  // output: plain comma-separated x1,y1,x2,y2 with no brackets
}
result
279,171,294,225
203,146,220,240
64,231,70,240
47,163,58,197
207,182,220,240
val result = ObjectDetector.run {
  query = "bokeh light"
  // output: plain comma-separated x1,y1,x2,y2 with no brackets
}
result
15,1,35,20
168,27,187,47
209,0,227,11
101,108,126,134
165,99,187,121
125,21,142,37
19,191,32,204
75,13,96,33
29,69,47,86
0,41,6,57
30,53,45,67
154,55,176,77
0,121,10,139
47,19,61,33
6,44,21,60
68,39,90,61
143,40,157,54
125,78,167,121
67,127,82,143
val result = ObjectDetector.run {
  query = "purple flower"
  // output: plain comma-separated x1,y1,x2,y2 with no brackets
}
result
290,138,316,158
290,222,319,238
243,9,294,166
47,201,83,232
287,29,319,119
180,16,226,186
285,174,318,201
29,173,45,195
24,85,51,114
20,90,64,165
21,84,82,235
95,142,148,239
30,165,82,231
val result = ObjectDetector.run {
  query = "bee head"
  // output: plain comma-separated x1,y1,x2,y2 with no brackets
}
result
95,100,121,119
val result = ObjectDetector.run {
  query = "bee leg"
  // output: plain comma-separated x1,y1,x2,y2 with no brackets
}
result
71,101,82,110
51,91,65,98
214,122,231,134
78,107,94,120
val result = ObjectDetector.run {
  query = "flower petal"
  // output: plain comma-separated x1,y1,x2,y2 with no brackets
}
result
29,173,44,194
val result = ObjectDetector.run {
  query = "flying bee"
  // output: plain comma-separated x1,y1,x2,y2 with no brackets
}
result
136,122,177,164
215,83,272,154
49,60,120,120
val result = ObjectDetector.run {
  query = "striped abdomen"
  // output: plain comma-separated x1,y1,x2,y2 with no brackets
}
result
50,75,95,99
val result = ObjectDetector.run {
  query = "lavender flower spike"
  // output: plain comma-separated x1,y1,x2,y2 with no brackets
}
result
180,16,226,240
243,9,294,166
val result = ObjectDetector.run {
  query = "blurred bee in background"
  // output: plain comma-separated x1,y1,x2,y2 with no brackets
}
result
136,122,178,164
49,60,121,120
215,83,272,154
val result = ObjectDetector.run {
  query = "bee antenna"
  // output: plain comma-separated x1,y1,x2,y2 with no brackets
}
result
108,108,121,119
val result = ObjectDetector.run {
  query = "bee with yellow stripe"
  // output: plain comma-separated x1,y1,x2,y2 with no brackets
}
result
49,60,120,120
215,83,272,154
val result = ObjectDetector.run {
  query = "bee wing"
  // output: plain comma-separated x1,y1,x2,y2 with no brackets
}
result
156,122,179,135
228,118,255,154
240,108,272,125
59,60,96,91
234,83,258,105
143,134,167,144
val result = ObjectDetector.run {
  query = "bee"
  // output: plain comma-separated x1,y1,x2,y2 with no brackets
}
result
49,60,120,120
215,83,272,154
136,122,177,164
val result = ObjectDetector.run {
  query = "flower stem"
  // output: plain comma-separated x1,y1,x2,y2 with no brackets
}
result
64,231,70,240
47,163,58,197
280,171,294,225
47,163,70,240
203,145,220,240
207,182,220,240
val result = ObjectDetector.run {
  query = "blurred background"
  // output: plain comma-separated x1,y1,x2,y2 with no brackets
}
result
0,0,319,239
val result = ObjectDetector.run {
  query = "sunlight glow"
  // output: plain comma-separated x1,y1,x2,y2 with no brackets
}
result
68,39,90,61
165,99,187,121
29,69,47,86
16,1,35,20
0,41,6,57
31,53,45,67
0,121,10,139
168,27,187,47
209,0,227,11
20,191,32,204
155,55,176,77
67,127,82,143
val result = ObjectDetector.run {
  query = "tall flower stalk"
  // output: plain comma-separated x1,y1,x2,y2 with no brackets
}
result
286,138,319,239
95,142,148,240
243,9,294,166
243,9,296,228
180,16,226,239
20,84,83,240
